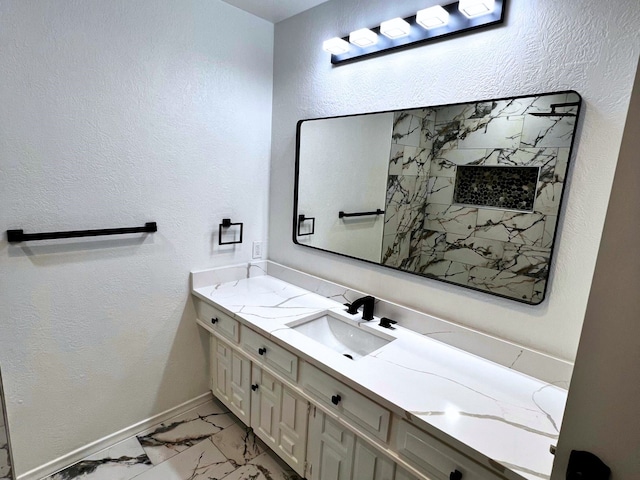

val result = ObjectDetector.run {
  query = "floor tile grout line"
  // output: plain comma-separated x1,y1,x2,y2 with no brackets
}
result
129,423,261,480
132,407,241,474
44,399,235,480
43,397,300,480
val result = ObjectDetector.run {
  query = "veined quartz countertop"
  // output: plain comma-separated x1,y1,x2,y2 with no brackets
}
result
193,275,565,480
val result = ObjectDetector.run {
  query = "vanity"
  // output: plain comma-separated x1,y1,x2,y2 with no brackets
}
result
191,262,566,480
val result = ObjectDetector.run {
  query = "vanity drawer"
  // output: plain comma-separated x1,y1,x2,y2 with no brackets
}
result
241,327,299,382
301,363,390,443
196,300,240,343
395,420,504,480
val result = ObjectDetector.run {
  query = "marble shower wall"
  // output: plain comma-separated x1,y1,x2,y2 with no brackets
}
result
381,92,580,304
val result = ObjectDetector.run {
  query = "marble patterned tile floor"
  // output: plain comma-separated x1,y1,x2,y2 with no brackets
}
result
43,398,302,480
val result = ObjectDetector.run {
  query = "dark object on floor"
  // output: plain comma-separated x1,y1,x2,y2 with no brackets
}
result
567,450,611,480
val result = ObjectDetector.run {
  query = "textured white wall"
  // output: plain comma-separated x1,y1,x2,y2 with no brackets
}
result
0,0,273,474
269,0,640,362
553,59,640,480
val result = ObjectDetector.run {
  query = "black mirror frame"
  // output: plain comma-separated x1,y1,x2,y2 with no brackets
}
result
293,90,583,305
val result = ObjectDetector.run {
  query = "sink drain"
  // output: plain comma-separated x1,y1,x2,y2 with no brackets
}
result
343,353,353,360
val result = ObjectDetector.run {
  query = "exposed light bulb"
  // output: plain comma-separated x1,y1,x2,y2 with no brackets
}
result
380,17,411,39
458,0,496,18
416,5,450,30
322,37,350,55
349,28,379,47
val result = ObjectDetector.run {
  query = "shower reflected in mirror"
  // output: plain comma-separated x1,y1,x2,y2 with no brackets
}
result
294,91,582,304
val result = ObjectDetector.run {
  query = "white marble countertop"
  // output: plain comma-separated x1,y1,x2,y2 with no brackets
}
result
193,275,565,480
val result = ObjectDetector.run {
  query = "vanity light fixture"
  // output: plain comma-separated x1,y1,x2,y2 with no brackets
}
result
416,6,450,29
349,28,379,47
325,0,506,65
322,37,350,55
380,18,411,39
458,0,496,18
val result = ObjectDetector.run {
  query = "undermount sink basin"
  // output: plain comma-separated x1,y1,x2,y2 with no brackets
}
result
287,312,394,360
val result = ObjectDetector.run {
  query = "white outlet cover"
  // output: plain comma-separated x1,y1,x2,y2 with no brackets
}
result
252,241,263,259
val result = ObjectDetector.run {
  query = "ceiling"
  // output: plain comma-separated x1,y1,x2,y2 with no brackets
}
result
220,0,331,24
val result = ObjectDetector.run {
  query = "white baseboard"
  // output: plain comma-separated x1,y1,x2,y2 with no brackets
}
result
17,392,213,480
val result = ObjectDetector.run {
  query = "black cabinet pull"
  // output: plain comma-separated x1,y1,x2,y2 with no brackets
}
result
331,394,341,405
258,347,267,356
450,470,463,480
251,384,259,392
211,317,219,324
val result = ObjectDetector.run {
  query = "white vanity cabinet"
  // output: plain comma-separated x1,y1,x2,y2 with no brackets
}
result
306,406,395,480
394,468,420,480
198,294,512,480
394,420,502,480
210,335,251,425
242,327,299,382
210,333,308,477
250,364,309,476
353,431,396,480
301,362,391,443
198,300,240,343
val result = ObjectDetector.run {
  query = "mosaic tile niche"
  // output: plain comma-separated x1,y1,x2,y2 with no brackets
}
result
453,166,539,211
381,92,580,304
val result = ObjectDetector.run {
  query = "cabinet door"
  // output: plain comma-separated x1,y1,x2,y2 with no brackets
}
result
307,407,355,480
353,437,395,480
251,365,308,477
277,383,308,476
228,348,252,425
251,365,280,446
394,467,420,480
211,335,231,405
211,335,252,424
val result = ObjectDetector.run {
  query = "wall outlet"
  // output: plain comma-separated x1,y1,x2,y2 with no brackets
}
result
252,241,263,259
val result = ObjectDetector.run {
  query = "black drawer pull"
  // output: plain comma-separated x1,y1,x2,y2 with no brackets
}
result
258,347,267,356
331,394,341,405
211,317,219,324
450,470,462,480
251,384,259,392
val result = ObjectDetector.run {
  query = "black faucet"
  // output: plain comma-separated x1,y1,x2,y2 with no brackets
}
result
346,295,375,320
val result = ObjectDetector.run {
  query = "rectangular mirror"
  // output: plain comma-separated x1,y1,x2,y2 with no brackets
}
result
294,91,581,304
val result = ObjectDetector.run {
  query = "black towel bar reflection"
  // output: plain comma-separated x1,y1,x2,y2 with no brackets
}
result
219,218,243,245
7,222,157,243
339,209,385,219
297,214,315,236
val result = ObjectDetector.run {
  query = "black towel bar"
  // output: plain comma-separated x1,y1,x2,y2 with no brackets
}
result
7,222,157,243
339,209,385,219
